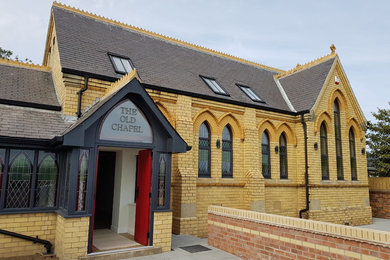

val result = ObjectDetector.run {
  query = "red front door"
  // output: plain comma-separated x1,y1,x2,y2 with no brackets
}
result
134,149,152,245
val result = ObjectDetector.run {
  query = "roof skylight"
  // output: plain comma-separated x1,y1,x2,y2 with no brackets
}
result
237,84,264,103
109,54,133,74
200,76,229,95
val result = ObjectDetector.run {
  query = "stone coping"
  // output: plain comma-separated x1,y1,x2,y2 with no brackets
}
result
208,206,390,246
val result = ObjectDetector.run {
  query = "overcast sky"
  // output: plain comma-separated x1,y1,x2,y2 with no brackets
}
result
1,0,389,122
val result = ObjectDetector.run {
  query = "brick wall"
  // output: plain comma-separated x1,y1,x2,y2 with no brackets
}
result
0,213,56,257
55,214,89,260
369,177,390,218
153,211,173,252
208,206,390,260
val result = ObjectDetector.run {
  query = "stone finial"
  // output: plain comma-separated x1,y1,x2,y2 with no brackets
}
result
330,44,336,53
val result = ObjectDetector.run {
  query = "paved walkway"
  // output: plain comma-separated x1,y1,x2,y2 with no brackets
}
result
358,217,390,232
130,234,240,260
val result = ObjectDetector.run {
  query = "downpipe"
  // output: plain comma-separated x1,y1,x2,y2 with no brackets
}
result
299,114,310,218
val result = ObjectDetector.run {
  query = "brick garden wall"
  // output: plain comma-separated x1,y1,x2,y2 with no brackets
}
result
369,177,390,218
208,206,390,260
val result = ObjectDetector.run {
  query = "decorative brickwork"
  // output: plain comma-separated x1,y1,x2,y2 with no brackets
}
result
209,206,390,260
153,211,173,252
369,177,390,219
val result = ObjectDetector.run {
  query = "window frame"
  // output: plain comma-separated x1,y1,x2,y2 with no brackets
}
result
35,153,59,208
261,131,271,179
108,53,134,74
279,133,288,179
200,75,230,96
221,125,233,178
236,84,265,103
198,122,211,178
349,128,357,181
334,100,344,180
320,123,330,180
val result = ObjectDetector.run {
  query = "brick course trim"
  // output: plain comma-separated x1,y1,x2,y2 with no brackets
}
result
208,206,390,260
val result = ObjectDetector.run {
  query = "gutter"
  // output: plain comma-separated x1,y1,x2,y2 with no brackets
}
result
77,76,89,118
299,113,310,218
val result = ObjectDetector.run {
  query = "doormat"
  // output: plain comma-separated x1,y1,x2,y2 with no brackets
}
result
179,245,212,253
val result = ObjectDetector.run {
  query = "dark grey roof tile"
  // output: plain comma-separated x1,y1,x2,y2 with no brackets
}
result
279,58,335,112
52,6,290,111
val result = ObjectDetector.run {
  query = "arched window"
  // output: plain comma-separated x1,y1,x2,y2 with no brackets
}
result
334,100,344,180
6,153,33,208
158,155,167,207
198,122,211,177
35,154,58,208
349,128,357,180
320,123,329,180
279,133,288,179
222,125,233,178
76,150,89,211
0,149,5,202
261,131,271,179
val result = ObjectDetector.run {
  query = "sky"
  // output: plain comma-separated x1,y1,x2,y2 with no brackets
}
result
0,0,389,122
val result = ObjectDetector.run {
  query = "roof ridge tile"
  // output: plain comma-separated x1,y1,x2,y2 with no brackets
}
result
274,52,337,80
0,58,50,71
52,1,284,73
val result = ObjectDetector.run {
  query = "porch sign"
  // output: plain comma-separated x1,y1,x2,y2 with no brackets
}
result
99,99,153,143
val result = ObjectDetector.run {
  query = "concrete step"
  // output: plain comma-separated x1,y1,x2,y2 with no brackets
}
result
1,254,57,260
80,247,162,260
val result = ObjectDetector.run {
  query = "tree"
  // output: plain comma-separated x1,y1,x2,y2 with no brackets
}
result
0,47,32,63
366,103,390,177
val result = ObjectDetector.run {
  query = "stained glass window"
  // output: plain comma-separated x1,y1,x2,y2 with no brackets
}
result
76,150,89,211
6,152,33,208
222,125,233,178
279,133,288,179
320,123,329,180
349,129,357,181
35,153,58,208
198,122,211,177
262,131,271,179
158,155,166,207
334,100,344,180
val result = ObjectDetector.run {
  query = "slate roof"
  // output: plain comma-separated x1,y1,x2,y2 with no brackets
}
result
279,57,336,112
0,63,71,140
52,6,291,112
0,64,60,107
0,104,71,140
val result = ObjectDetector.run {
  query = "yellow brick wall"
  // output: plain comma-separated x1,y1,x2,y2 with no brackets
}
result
49,48,371,238
55,214,89,260
0,213,56,257
153,211,172,252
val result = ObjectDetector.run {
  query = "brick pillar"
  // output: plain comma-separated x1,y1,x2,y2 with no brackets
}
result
153,211,173,252
171,96,198,235
55,215,89,260
243,108,265,212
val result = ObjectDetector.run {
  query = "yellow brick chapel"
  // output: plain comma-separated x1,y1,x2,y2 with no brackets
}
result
0,2,371,259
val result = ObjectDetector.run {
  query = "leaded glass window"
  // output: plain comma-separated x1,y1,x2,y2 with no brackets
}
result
0,149,5,202
158,155,166,207
334,100,344,180
35,153,58,208
198,122,211,177
320,123,329,180
279,133,288,179
349,129,357,181
6,152,33,208
222,125,233,178
262,131,271,179
76,150,89,211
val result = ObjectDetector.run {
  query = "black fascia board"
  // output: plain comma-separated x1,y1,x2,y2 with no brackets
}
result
0,135,63,149
59,69,303,116
143,83,299,116
0,99,61,111
61,68,119,82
